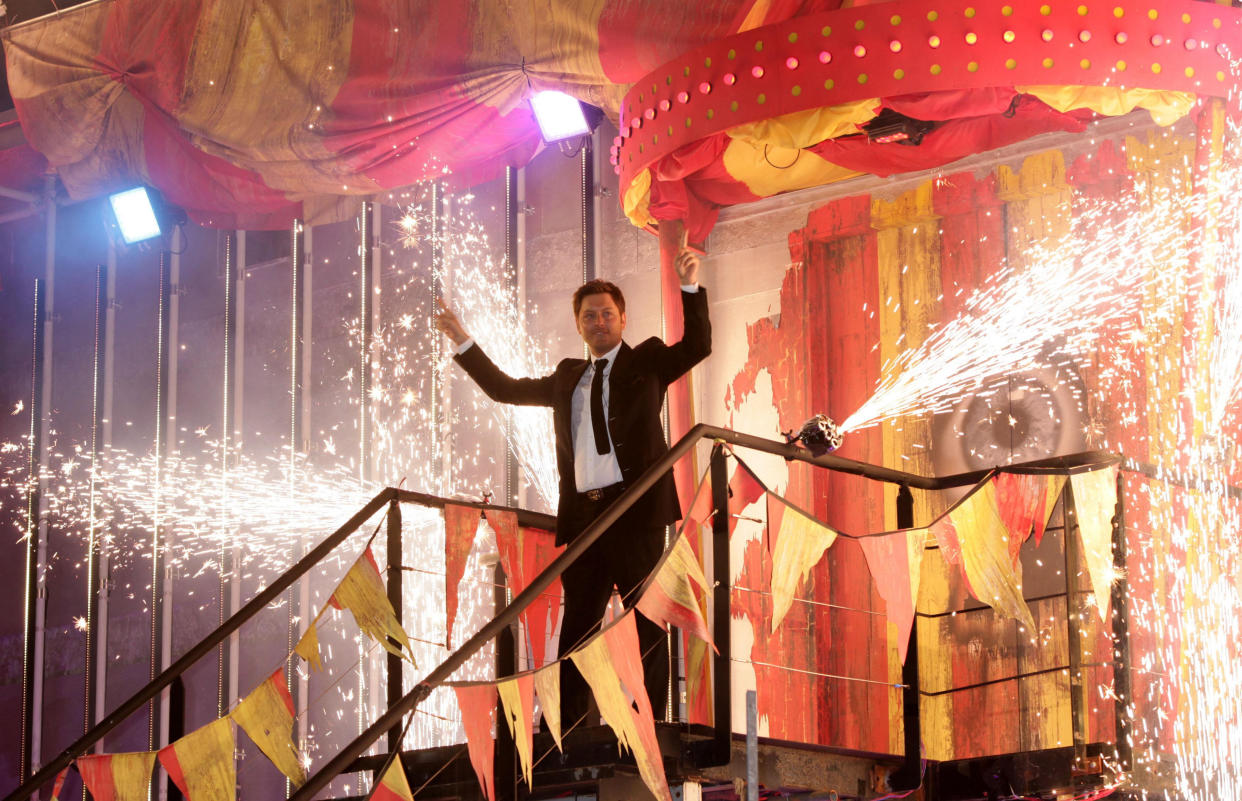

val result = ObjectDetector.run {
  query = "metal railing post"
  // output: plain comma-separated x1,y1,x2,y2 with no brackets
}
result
891,484,921,791
385,500,404,753
1110,470,1132,772
709,444,732,760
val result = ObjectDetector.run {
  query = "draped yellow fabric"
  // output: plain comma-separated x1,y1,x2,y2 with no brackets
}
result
497,675,535,786
726,99,878,151
333,549,415,663
158,718,235,801
532,664,564,752
294,620,323,671
622,167,655,230
1070,466,1120,622
231,669,306,787
949,481,1036,631
1017,85,1197,127
769,495,838,633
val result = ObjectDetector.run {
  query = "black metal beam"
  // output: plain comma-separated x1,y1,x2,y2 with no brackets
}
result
20,278,46,783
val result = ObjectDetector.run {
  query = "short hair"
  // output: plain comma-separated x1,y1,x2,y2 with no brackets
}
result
572,279,626,317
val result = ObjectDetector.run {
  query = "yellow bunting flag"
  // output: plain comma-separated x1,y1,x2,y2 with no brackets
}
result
768,493,838,633
948,479,1036,631
497,674,536,786
571,612,672,801
453,683,497,801
77,752,156,801
332,547,415,664
533,663,563,752
371,757,415,801
231,668,306,787
157,718,235,801
636,532,714,648
293,619,323,671
1070,465,1120,622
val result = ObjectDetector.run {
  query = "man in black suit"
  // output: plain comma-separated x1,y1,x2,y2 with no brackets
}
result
435,247,710,725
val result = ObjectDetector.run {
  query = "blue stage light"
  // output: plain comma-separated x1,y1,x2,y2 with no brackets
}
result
530,90,591,143
108,187,163,244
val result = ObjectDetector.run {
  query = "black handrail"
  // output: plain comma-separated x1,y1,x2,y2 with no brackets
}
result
4,491,556,801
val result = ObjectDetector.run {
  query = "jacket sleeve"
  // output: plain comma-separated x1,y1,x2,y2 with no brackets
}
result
454,344,557,407
653,287,713,385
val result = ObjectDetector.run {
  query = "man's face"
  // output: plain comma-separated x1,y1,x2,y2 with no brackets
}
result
575,292,626,357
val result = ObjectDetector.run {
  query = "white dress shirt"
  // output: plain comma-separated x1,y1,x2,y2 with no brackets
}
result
571,342,624,491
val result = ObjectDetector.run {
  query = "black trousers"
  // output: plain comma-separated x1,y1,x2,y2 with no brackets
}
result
557,508,670,727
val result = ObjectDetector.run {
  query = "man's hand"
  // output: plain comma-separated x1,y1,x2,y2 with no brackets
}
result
435,298,470,346
674,247,700,285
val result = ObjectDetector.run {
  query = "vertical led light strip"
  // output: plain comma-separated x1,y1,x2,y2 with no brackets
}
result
359,202,372,485
219,232,236,719
428,183,443,487
20,279,46,782
150,250,172,752
504,167,518,508
286,219,304,798
95,244,117,747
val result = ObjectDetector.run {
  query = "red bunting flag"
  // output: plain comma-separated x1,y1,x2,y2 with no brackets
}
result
77,752,156,801
859,528,928,663
486,510,563,669
371,756,415,801
50,767,69,801
453,683,497,801
157,717,235,801
570,612,672,801
994,472,1066,564
444,505,482,647
685,461,766,533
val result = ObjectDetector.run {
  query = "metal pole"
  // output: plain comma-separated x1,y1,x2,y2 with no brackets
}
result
385,501,403,753
84,266,108,751
504,167,519,508
1110,471,1132,772
1063,482,1088,752
297,225,313,753
709,444,731,758
219,232,237,719
20,278,47,782
892,485,922,792
745,690,758,801
96,244,117,744
150,250,172,754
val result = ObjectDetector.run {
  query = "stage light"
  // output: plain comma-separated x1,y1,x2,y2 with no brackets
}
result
530,90,592,143
108,187,162,244
785,414,844,456
863,109,936,146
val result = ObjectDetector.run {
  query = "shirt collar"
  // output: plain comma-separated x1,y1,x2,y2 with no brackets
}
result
592,342,622,367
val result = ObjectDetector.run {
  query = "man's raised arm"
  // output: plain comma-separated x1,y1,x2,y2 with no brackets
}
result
435,298,555,406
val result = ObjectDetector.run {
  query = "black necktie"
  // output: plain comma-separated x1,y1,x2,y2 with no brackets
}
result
590,359,609,455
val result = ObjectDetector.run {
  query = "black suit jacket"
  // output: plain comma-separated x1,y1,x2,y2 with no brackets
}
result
454,288,711,544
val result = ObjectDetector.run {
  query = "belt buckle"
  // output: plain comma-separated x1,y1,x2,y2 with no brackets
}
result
585,488,604,502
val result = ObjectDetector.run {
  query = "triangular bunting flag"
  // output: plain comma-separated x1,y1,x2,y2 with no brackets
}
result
859,528,928,663
453,683,497,801
686,461,766,533
994,473,1066,565
1037,475,1066,547
371,756,415,801
231,668,307,786
768,493,839,633
77,753,156,801
486,511,564,669
157,717,235,801
930,515,963,566
444,505,481,647
948,480,1036,630
294,619,323,671
1070,465,1119,622
497,674,536,787
532,664,563,752
331,548,415,663
50,767,69,801
636,532,714,648
570,612,672,801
